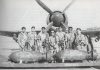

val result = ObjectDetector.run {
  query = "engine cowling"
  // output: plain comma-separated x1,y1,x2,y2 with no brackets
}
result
47,11,68,27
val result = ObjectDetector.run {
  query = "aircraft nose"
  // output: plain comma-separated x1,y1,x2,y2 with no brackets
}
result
51,13,65,26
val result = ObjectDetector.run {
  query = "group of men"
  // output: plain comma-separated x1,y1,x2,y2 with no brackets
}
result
16,26,91,54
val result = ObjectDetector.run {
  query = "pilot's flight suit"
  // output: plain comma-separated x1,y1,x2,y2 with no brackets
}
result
66,32,75,49
27,31,37,51
49,35,59,53
38,32,49,53
56,32,65,50
75,34,89,52
18,32,28,50
64,33,69,49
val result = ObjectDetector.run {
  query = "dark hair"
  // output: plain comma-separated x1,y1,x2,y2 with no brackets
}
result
68,27,73,29
31,26,35,29
76,28,81,31
41,27,46,29
22,27,26,30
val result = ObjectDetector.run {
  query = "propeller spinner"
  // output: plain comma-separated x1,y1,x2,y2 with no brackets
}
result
36,0,75,31
48,11,66,27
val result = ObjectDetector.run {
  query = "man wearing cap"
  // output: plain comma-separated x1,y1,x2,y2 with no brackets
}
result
27,26,37,51
18,27,28,51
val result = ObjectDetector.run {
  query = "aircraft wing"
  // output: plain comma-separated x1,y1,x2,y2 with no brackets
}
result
82,30,100,60
0,31,20,37
82,30,100,37
0,30,99,37
0,30,41,37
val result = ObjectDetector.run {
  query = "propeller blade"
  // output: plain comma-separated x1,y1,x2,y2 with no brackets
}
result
63,0,75,13
61,22,68,31
61,23,68,28
36,0,53,14
52,26,57,31
46,22,53,31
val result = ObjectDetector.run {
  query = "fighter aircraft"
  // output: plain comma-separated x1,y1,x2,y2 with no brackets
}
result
0,0,74,45
0,0,100,38
0,0,100,37
0,0,99,63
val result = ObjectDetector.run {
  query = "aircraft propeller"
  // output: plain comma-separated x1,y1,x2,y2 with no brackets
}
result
36,0,54,31
36,0,75,31
36,0,53,15
63,0,75,13
46,22,53,32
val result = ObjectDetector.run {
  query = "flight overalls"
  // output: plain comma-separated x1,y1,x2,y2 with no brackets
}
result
38,32,49,53
49,36,59,53
67,32,75,49
18,32,28,51
75,34,89,52
64,33,69,49
27,31,37,51
56,32,65,50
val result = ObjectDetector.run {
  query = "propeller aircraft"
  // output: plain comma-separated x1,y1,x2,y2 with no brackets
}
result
0,0,100,64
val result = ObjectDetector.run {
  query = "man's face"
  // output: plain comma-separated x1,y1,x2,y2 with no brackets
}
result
51,31,55,36
56,28,59,32
76,29,81,35
68,28,73,33
22,29,26,33
31,28,35,32
42,28,46,33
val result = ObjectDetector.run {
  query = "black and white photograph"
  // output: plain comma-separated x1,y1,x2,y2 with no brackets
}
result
0,0,100,70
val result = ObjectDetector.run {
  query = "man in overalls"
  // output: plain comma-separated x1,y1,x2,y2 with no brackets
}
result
49,31,59,53
56,27,65,50
18,27,28,51
67,27,75,49
27,26,37,51
75,28,89,52
38,27,49,53
64,28,69,49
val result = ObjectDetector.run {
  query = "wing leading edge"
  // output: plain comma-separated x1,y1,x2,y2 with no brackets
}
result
0,30,41,37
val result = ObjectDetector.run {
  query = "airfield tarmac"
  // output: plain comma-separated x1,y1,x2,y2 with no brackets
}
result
0,36,100,70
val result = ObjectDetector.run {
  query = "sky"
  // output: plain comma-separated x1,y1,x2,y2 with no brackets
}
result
0,0,100,31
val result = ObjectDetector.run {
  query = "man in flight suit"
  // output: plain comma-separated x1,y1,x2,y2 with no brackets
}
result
49,31,59,53
18,27,28,51
67,27,75,49
38,27,49,53
27,26,37,51
56,27,65,50
64,28,69,49
75,28,90,52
